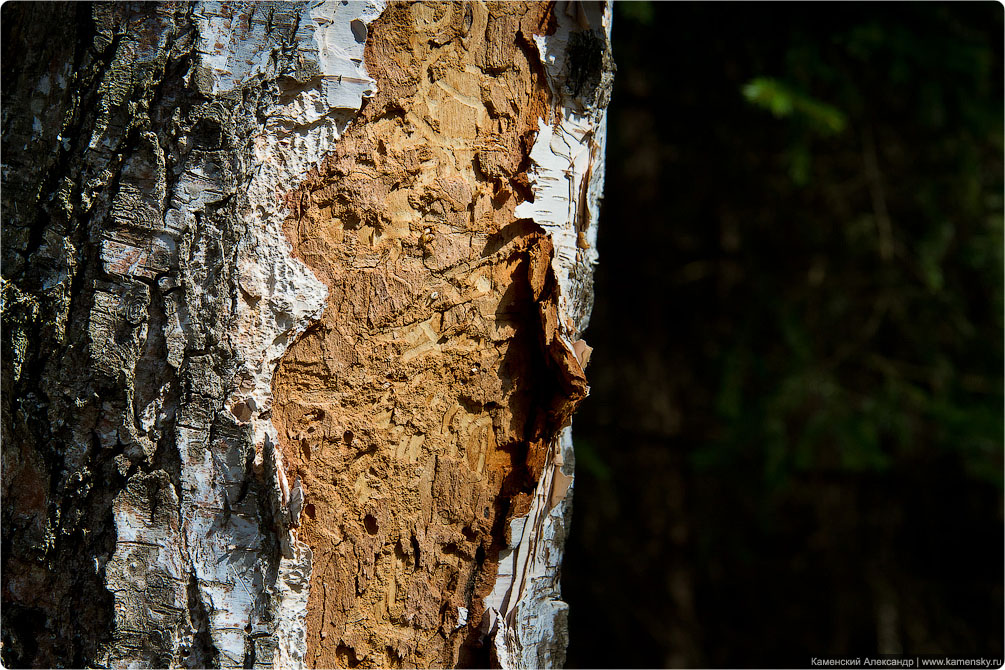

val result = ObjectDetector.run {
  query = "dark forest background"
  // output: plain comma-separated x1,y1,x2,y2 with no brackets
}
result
563,3,1004,668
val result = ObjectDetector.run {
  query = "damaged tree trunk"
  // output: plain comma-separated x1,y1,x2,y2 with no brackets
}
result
1,2,611,668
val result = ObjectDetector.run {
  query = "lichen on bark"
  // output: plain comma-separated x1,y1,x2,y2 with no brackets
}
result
2,1,384,667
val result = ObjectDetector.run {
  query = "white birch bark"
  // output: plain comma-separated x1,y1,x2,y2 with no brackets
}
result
483,2,613,667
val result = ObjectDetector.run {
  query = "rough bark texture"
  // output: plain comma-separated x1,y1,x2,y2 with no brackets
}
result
2,2,611,668
271,3,582,667
2,2,375,666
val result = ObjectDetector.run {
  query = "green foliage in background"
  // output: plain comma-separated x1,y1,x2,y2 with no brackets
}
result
688,4,1005,491
742,77,847,135
567,6,1002,665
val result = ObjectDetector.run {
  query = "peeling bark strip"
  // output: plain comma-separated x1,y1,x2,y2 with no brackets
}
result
272,1,611,668
484,5,613,667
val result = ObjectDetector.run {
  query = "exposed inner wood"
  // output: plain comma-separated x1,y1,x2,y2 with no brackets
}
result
271,3,587,667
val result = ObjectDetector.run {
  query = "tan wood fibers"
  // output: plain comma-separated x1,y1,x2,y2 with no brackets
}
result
272,3,587,667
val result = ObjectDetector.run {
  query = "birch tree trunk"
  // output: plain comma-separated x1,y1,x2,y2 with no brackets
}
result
1,2,611,667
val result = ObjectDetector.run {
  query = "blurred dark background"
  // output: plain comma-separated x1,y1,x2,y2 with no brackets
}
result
563,3,1004,668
